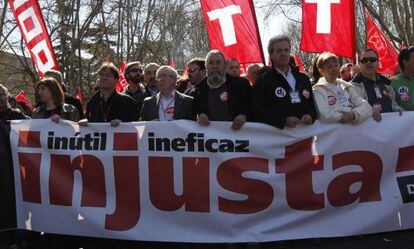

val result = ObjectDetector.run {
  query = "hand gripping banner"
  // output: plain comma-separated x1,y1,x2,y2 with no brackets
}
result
8,0,59,76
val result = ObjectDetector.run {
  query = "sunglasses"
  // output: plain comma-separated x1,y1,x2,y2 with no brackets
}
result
360,57,378,64
129,68,143,73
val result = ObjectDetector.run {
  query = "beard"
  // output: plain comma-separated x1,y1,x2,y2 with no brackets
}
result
207,71,226,86
129,75,142,85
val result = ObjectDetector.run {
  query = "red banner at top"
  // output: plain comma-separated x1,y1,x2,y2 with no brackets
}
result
200,0,264,68
300,0,355,59
8,0,59,76
366,12,399,77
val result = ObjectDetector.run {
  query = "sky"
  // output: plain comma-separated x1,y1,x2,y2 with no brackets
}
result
253,2,298,64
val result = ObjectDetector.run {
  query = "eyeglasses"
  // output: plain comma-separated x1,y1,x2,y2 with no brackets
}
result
188,68,200,73
360,57,378,64
129,68,143,73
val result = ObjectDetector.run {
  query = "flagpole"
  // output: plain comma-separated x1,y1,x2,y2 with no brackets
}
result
249,0,266,65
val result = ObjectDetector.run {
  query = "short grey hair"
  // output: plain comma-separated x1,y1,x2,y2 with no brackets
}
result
206,50,226,64
267,35,291,55
0,84,10,97
156,65,178,79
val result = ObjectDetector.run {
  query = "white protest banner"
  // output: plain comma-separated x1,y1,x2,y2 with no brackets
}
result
8,114,414,242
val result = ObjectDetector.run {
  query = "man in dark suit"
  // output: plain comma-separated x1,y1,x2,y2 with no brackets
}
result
190,50,252,130
252,35,316,129
140,66,195,121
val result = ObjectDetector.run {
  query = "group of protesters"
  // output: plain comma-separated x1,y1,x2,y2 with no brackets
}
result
1,34,414,248
2,35,414,130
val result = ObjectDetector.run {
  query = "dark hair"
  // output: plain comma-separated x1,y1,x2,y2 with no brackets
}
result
340,63,353,74
398,46,414,72
289,55,299,73
97,63,120,80
268,34,291,55
36,77,64,106
360,48,378,59
311,54,321,84
187,58,206,71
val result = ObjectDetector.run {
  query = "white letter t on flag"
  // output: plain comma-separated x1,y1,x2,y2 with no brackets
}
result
305,0,340,34
207,5,242,46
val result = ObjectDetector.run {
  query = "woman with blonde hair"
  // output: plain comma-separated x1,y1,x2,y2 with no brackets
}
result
312,52,372,124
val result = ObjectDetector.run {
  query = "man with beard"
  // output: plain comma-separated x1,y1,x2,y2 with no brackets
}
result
143,63,160,97
252,35,316,129
190,50,252,130
123,61,146,116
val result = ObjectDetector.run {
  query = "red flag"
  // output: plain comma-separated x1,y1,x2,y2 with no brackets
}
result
200,0,265,70
8,0,59,76
294,54,306,72
76,87,83,105
170,57,175,68
300,0,355,59
16,90,33,110
115,61,128,92
366,12,398,76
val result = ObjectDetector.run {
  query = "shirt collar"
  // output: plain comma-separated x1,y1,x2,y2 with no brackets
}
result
275,66,292,77
159,90,176,100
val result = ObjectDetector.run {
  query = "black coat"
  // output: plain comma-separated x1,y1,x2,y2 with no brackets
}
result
85,90,139,122
252,67,316,129
190,74,252,121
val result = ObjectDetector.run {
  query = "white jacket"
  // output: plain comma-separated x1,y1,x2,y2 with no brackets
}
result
313,78,372,124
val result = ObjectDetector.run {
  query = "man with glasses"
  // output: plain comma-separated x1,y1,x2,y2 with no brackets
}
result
81,63,139,126
140,66,195,121
177,58,206,94
351,49,403,122
123,61,147,116
391,46,414,110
